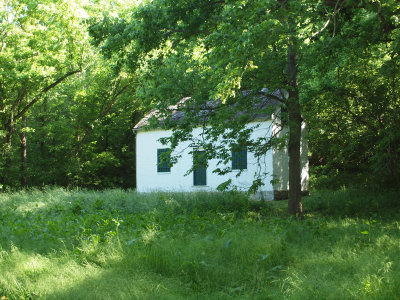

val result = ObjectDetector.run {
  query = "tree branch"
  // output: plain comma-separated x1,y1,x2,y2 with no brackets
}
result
74,83,130,156
0,29,7,53
12,69,81,122
374,0,396,33
266,92,286,104
311,0,344,40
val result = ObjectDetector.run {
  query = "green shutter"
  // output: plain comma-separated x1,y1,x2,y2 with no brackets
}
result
232,146,247,170
157,148,171,172
193,151,207,186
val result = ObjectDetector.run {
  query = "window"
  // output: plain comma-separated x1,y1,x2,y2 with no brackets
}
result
157,148,171,172
232,146,247,170
193,150,207,186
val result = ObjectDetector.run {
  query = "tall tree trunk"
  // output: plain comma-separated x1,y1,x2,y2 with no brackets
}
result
20,115,27,187
286,32,303,217
3,110,14,186
39,99,48,180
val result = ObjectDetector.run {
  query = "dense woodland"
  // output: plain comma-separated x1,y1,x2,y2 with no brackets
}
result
1,1,399,202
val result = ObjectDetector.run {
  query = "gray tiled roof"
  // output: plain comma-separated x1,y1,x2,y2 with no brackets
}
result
134,90,283,130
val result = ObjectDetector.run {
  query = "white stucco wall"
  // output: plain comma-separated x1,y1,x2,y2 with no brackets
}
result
272,120,309,194
136,121,275,196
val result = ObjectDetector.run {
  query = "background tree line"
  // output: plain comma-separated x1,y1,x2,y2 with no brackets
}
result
0,0,142,189
0,0,399,205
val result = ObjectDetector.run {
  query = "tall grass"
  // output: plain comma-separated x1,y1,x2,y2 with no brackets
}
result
0,187,399,299
305,187,400,217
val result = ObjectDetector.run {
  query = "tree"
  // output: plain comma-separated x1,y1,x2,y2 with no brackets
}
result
0,0,87,186
92,0,400,213
302,0,400,189
0,0,140,189
90,0,337,216
1,0,395,200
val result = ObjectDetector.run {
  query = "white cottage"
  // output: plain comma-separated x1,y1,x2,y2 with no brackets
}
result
133,94,308,200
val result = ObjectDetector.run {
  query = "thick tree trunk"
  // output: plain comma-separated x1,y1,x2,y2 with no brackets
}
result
20,115,27,187
286,39,303,217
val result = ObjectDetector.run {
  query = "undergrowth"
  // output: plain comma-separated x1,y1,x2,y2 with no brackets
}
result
0,187,399,299
305,187,400,218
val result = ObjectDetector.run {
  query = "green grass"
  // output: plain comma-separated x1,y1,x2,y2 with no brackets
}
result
0,187,399,299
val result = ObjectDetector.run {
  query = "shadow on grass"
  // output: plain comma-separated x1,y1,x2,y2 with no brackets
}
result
303,187,400,218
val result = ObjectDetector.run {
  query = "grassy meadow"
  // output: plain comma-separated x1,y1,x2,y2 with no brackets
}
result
0,188,399,299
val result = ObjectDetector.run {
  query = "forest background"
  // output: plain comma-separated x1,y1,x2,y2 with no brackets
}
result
1,0,399,196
